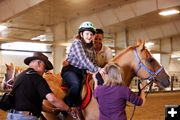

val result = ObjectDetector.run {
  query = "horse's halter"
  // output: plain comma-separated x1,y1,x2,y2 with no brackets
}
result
4,67,17,88
133,48,164,82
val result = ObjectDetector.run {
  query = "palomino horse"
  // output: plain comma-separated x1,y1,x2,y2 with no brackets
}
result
1,40,170,120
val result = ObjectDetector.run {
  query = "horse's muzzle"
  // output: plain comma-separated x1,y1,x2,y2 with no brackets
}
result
157,75,170,88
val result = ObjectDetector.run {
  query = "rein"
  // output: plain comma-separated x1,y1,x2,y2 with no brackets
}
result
130,79,153,120
130,48,164,120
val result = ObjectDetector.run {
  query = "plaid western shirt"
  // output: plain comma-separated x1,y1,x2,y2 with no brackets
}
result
67,39,99,73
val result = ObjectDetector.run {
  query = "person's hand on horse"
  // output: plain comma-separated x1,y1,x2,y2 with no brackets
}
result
92,72,98,81
99,68,106,76
86,70,93,74
92,68,105,81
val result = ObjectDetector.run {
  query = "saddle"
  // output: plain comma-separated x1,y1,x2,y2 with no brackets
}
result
61,73,94,109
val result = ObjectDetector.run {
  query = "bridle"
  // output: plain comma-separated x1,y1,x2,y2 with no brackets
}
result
133,48,164,82
130,48,165,120
4,77,14,88
3,68,16,89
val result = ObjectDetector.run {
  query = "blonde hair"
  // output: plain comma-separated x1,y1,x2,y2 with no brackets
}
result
103,63,124,86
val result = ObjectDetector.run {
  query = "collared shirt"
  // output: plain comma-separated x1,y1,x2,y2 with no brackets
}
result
12,68,53,117
67,39,99,73
95,46,113,67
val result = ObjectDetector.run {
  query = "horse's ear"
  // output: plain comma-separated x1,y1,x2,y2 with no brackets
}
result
136,39,142,46
5,64,8,67
137,40,145,51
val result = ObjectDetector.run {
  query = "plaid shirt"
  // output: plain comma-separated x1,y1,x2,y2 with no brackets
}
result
67,39,99,73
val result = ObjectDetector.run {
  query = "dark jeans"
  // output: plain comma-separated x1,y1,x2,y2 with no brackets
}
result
61,65,86,107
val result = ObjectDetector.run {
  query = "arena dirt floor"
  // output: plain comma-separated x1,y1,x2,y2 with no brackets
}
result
126,91,180,120
0,91,180,120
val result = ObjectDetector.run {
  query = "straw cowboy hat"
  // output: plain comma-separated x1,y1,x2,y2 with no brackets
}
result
24,52,53,70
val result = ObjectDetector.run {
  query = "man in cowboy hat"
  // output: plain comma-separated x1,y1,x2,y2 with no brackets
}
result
7,52,76,120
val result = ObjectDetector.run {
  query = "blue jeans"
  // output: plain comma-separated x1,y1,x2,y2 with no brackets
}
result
7,113,38,120
61,65,86,107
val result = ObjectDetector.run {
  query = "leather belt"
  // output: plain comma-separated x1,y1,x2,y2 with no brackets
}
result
9,109,34,116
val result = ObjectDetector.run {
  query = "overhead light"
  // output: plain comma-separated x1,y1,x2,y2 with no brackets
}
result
145,42,154,49
177,58,180,61
171,55,177,58
59,42,72,47
1,51,33,56
0,25,7,32
159,9,180,16
1,42,50,51
31,34,46,41
32,34,53,41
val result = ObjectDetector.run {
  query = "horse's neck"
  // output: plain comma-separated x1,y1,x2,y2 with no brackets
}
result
112,47,136,86
123,67,135,86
